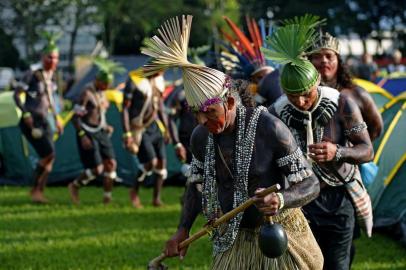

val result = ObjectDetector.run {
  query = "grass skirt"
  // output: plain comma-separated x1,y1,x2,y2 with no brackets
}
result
212,208,323,270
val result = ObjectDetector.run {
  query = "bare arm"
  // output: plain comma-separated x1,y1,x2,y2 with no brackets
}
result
177,126,206,230
72,90,89,132
122,99,132,133
356,87,383,141
13,87,27,113
164,126,206,257
273,118,319,208
178,182,202,230
254,114,319,214
338,94,374,163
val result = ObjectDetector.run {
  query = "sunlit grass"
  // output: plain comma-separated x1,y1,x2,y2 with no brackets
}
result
0,186,405,270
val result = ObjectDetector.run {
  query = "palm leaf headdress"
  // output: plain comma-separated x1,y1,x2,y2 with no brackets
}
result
262,14,326,93
40,30,62,54
141,15,229,111
93,57,126,84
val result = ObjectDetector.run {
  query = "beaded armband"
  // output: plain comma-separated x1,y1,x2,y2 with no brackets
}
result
187,156,204,184
344,122,367,136
276,148,313,183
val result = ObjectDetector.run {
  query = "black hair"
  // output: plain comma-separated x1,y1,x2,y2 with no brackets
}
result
230,79,256,108
336,56,355,89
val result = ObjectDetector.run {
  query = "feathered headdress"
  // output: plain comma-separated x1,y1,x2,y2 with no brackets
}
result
40,31,62,54
308,31,340,55
142,15,230,111
262,14,325,94
93,57,126,84
220,15,274,78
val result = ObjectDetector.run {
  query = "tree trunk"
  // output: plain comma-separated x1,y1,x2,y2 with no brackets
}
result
68,25,78,70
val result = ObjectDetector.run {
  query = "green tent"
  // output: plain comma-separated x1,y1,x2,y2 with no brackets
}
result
367,94,406,242
354,78,394,111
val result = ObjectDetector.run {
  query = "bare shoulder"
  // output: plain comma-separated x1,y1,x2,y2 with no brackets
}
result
190,125,209,161
257,111,298,155
338,92,359,113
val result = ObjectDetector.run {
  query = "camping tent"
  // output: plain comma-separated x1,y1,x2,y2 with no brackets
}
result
353,78,394,111
375,76,406,96
367,93,406,244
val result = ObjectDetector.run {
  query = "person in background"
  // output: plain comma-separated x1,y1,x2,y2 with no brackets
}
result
122,69,186,208
307,31,383,268
266,22,374,270
387,49,406,74
68,58,124,204
14,31,63,203
356,53,378,81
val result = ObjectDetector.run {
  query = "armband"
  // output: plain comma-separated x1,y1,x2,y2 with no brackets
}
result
122,131,132,138
23,112,31,119
78,130,86,137
175,142,183,149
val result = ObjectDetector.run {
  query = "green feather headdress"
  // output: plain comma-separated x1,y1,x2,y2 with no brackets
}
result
141,15,229,111
93,57,126,84
262,14,325,94
40,31,62,54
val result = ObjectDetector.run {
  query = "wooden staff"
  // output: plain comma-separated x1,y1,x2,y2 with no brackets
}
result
148,183,281,269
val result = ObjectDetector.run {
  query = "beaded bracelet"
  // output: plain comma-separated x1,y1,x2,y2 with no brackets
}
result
334,144,343,162
23,112,31,119
276,192,284,210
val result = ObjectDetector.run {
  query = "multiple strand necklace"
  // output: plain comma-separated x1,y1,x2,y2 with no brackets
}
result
202,105,267,255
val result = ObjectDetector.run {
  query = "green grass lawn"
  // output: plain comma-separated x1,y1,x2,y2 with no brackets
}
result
0,186,405,270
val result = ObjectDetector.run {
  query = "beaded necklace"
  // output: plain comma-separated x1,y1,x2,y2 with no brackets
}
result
202,105,267,255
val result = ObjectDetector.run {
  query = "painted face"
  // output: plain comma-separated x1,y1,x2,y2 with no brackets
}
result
286,84,319,111
42,51,59,71
194,103,227,134
310,49,338,82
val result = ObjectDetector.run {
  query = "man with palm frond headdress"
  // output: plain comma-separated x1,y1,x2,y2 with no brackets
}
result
265,15,374,270
68,57,125,204
142,15,323,269
14,31,63,203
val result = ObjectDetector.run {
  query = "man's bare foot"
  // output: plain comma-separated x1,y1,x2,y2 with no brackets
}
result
31,189,49,204
103,196,112,205
68,182,80,204
152,199,164,207
130,189,143,208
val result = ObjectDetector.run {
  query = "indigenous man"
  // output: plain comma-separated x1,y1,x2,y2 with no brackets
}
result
122,69,186,208
14,32,63,203
142,15,323,269
308,32,383,266
264,17,374,270
308,32,383,141
68,58,124,204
